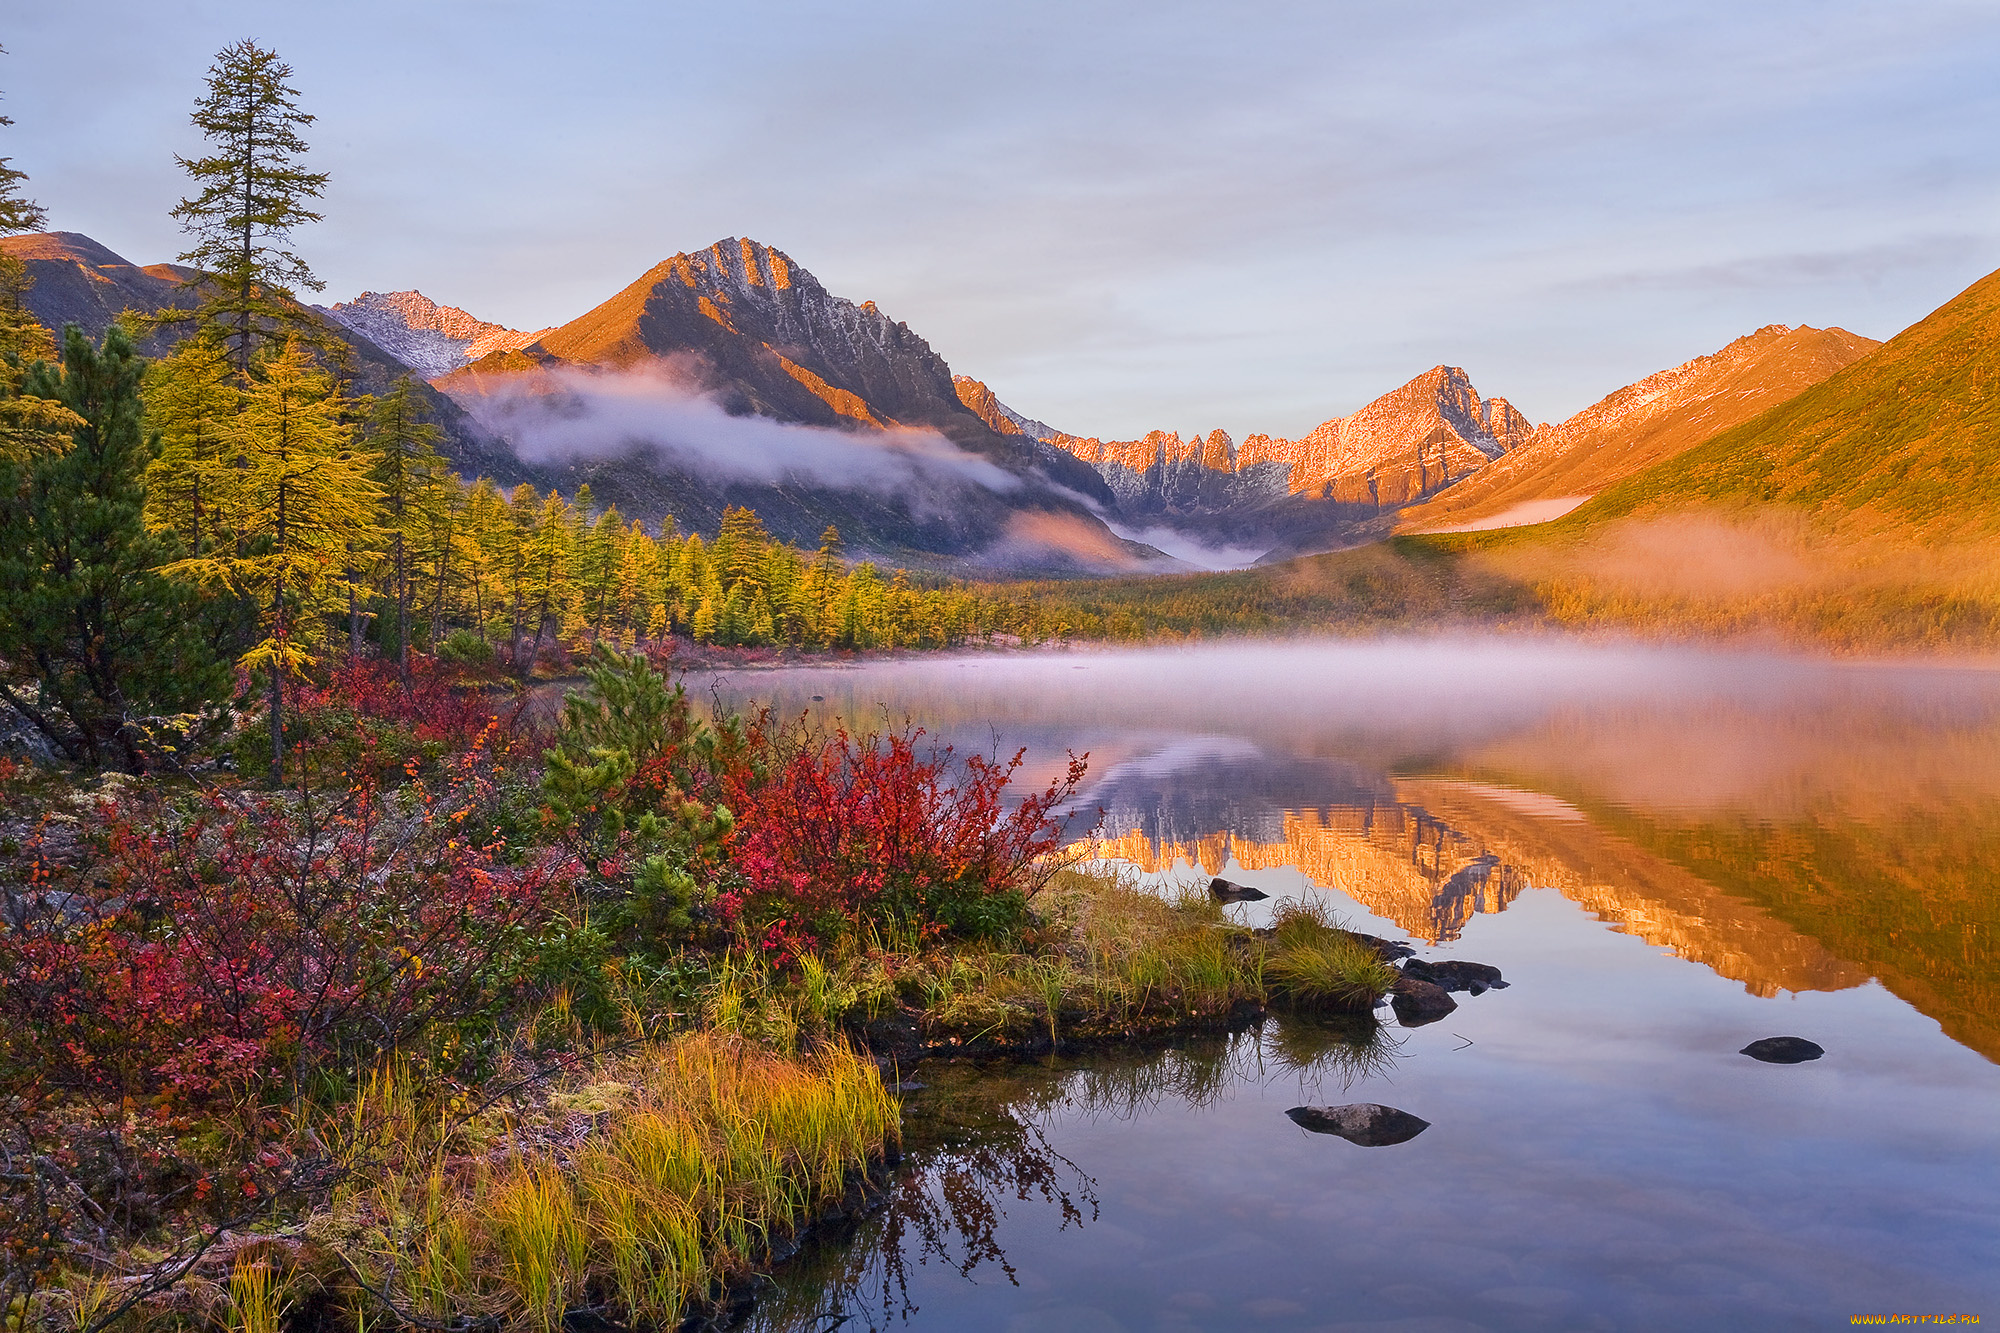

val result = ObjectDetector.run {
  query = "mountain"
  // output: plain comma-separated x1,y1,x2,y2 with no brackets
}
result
955,365,1536,561
430,238,1150,572
323,290,550,379
0,231,196,339
1560,269,2000,540
1398,324,1879,534
0,231,509,474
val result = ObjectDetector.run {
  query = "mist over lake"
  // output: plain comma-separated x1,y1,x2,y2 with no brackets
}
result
695,636,2000,1331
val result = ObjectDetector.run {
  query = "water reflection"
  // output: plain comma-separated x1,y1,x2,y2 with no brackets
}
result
750,1019,1405,1332
696,642,2000,1328
698,641,2000,1062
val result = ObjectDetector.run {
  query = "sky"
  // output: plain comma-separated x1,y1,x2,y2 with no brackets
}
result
6,0,2000,439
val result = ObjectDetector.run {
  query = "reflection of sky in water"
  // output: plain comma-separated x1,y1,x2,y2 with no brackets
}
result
760,890,2000,1330
703,640,2000,1329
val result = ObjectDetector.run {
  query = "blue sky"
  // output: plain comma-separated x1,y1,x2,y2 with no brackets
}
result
7,0,2000,437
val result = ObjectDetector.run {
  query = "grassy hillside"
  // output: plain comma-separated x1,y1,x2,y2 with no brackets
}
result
1398,324,1878,534
1569,266,2000,539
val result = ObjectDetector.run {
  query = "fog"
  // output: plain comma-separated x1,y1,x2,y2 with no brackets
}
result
695,635,2000,821
459,364,1020,497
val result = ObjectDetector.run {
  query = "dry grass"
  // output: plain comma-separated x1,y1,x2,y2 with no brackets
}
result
336,1032,897,1331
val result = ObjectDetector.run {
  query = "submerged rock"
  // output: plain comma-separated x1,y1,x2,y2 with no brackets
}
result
1209,877,1270,902
1286,1103,1431,1146
1741,1036,1824,1064
1390,975,1458,1026
1344,930,1416,962
1402,958,1508,994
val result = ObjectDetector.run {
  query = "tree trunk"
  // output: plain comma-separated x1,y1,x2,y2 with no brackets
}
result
431,536,448,650
396,532,410,687
268,573,285,788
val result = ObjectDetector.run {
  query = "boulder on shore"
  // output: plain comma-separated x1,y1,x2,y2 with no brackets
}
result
1390,974,1458,1027
1209,877,1270,902
1741,1036,1824,1064
1286,1103,1431,1146
1402,958,1507,994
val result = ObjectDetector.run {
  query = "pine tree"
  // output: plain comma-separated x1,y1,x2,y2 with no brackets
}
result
170,41,329,376
0,325,225,770
165,338,380,783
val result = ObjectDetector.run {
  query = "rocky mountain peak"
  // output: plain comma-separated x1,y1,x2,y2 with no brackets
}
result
326,290,549,380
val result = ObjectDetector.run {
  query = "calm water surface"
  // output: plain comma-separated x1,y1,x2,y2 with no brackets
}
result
693,638,2000,1332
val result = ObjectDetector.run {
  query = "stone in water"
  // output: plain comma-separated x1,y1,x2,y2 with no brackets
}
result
1741,1036,1824,1064
1286,1103,1431,1146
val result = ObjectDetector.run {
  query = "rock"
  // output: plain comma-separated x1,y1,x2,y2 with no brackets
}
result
1401,958,1507,994
1345,930,1416,962
1286,1103,1431,1146
1390,975,1458,1027
1209,877,1270,902
1740,1036,1824,1064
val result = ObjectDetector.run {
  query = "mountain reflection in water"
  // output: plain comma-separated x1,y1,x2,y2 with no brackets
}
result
694,642,2000,1329
698,640,2000,1062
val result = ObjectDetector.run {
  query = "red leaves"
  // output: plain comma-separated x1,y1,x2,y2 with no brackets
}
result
0,744,567,1111
296,654,500,746
727,727,1086,939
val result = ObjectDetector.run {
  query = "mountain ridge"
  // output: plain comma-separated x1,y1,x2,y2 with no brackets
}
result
1398,323,1879,533
1552,268,2000,540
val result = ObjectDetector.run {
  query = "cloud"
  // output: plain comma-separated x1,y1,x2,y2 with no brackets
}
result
1099,520,1269,571
979,509,1161,575
1564,235,1984,293
453,364,1021,499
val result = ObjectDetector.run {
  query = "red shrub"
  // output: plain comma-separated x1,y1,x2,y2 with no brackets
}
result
297,655,502,746
726,728,1087,941
0,742,572,1110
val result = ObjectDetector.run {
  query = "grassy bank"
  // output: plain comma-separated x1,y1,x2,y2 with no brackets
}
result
697,869,1399,1058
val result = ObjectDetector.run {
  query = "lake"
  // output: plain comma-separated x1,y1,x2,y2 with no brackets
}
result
690,637,2000,1331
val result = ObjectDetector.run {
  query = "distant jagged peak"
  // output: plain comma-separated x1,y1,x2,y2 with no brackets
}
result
327,289,551,380
334,290,509,342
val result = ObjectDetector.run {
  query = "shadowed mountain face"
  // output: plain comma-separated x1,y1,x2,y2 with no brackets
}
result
1397,323,1879,534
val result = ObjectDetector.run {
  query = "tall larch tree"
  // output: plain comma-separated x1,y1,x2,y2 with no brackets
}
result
141,331,239,556
0,47,47,238
364,375,447,679
166,338,379,783
171,40,328,376
0,54,62,458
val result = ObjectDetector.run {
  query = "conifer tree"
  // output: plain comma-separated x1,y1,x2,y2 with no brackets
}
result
171,41,329,375
141,331,239,556
364,375,447,679
0,50,47,238
0,325,224,770
0,53,58,453
165,338,380,783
